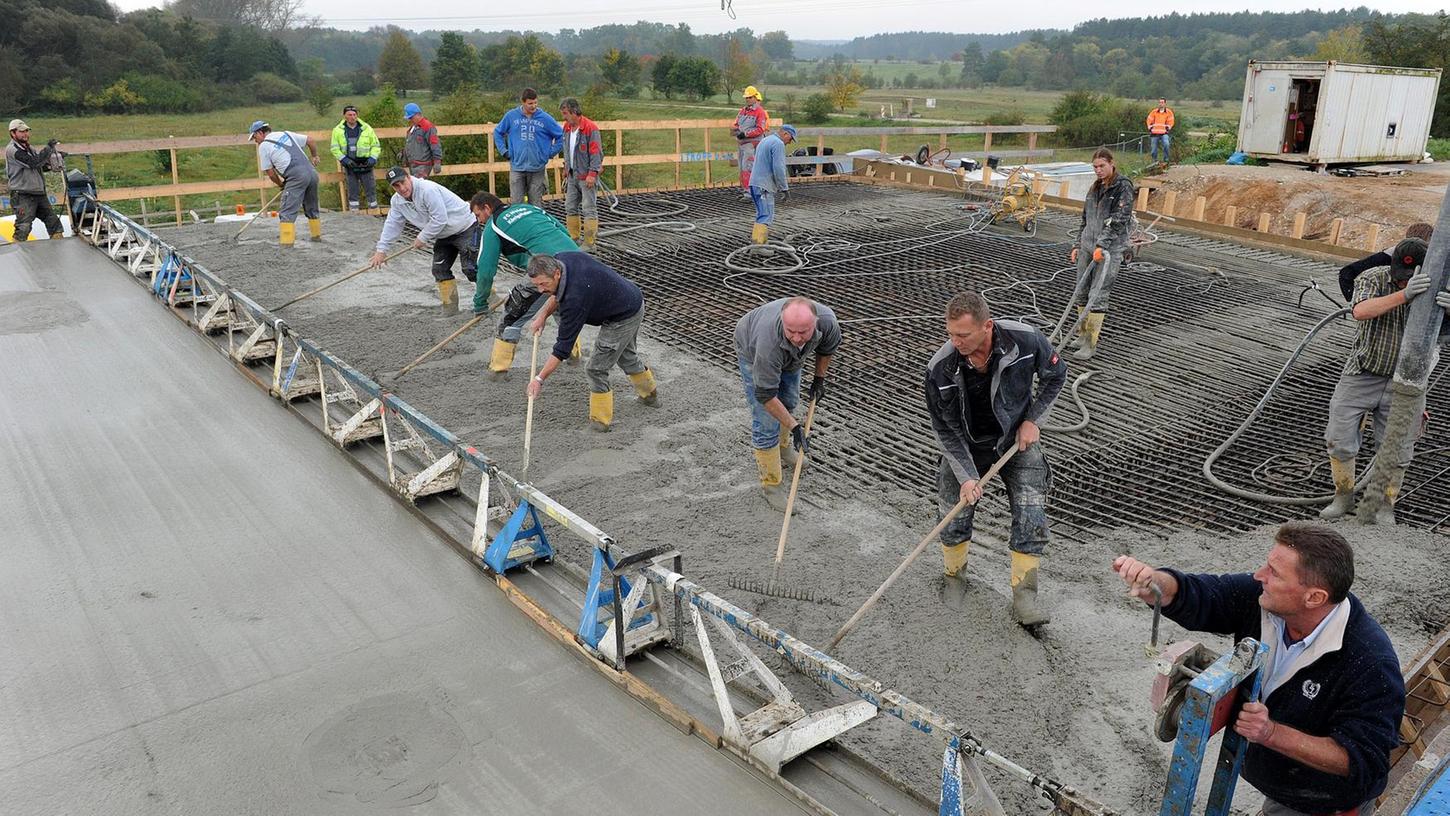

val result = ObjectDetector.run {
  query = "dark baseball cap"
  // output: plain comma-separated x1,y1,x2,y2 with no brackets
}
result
1391,237,1427,275
342,105,358,114
384,166,408,185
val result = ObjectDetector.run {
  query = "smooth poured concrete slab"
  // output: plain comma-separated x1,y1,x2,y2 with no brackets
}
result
0,239,801,815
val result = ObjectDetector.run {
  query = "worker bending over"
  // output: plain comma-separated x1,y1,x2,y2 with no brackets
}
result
732,86,770,196
1067,147,1135,360
369,167,478,314
249,121,321,246
926,291,1065,626
1113,522,1404,816
734,297,838,511
1320,238,1450,524
525,253,659,431
749,124,796,245
468,191,580,377
559,97,603,252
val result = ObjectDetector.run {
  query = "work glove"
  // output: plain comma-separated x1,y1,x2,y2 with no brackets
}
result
789,423,811,455
778,189,789,204
808,376,826,403
1404,269,1431,301
340,157,355,170
365,158,377,168
1092,247,1105,263
1436,289,1450,313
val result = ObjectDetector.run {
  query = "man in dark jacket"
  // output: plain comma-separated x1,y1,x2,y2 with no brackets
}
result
1113,522,1404,816
1335,223,1433,301
524,253,658,432
5,119,63,241
1067,147,1136,360
925,291,1066,625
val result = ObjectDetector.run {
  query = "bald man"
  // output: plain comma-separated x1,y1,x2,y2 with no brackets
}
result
734,297,841,510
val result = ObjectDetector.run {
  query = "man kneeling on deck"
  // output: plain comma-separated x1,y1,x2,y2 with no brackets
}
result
524,253,659,431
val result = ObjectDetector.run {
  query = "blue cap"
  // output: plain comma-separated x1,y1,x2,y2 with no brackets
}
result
247,120,269,135
403,103,421,118
780,124,797,139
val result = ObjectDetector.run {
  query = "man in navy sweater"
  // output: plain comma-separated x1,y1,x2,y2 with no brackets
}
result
1113,522,1403,815
524,253,659,432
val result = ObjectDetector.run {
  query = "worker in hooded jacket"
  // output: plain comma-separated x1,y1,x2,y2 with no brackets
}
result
1067,147,1136,360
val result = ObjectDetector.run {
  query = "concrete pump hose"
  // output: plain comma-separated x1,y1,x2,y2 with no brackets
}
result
1202,305,1380,505
1040,371,1096,434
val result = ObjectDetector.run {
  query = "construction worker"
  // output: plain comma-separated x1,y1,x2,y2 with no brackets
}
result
402,103,442,178
1113,522,1404,816
732,86,769,196
1336,223,1433,301
559,97,603,252
4,119,63,241
493,88,563,207
1319,238,1446,525
249,121,321,246
330,105,381,213
369,167,478,314
1146,98,1174,166
468,191,580,378
734,296,839,511
1067,147,1135,360
524,253,659,431
926,291,1066,626
748,124,795,245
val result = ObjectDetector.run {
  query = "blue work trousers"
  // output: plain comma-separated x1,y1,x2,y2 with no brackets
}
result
1150,134,1171,162
749,187,775,225
738,357,800,449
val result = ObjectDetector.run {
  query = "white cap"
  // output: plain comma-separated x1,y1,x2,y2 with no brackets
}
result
8,119,29,132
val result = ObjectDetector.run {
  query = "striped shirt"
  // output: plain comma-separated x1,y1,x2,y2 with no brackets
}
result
1345,268,1405,377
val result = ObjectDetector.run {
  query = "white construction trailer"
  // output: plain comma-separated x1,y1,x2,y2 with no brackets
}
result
1236,60,1441,167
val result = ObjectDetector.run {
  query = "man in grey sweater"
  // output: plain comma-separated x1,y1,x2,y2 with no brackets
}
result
369,167,479,314
5,119,63,241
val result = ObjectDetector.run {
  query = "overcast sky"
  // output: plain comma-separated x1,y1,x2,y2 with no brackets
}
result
110,1,1447,41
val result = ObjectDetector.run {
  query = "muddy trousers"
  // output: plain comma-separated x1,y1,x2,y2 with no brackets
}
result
1072,247,1123,313
277,169,319,224
738,140,758,189
430,225,479,283
936,444,1052,555
563,175,598,220
342,169,377,208
508,170,548,206
586,306,647,393
737,358,800,449
11,192,61,240
1324,371,1425,467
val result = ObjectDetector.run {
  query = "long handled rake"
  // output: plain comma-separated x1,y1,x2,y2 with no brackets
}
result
231,188,283,242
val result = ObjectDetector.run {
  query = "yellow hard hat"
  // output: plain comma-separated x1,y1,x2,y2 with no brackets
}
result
743,86,761,100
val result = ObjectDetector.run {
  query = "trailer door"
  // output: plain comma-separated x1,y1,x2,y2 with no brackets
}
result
1240,67,1291,154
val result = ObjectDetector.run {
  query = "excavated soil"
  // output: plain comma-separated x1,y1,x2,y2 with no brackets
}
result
161,210,1450,814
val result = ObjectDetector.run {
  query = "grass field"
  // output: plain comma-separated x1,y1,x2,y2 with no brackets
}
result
18,85,1232,220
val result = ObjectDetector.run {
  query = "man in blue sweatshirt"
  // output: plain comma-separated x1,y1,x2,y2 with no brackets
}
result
523,253,658,432
493,87,563,207
1113,522,1404,816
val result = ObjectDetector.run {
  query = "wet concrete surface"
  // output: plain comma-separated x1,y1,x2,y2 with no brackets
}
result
0,239,804,815
152,207,1450,813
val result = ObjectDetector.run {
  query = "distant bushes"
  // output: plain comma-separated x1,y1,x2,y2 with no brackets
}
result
1050,90,1148,149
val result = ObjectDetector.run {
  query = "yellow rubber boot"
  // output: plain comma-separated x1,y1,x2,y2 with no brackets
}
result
437,279,459,314
1319,457,1356,520
628,369,658,405
1376,467,1406,526
583,218,599,253
1074,312,1105,361
1010,552,1050,626
308,217,322,242
568,335,583,365
279,221,295,246
753,446,788,511
589,391,614,432
488,339,517,379
751,223,769,244
942,541,970,578
779,435,799,469
566,215,582,241
1069,306,1086,349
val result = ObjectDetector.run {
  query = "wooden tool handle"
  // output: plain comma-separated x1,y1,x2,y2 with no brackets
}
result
773,397,819,569
393,312,484,378
522,332,541,481
273,245,412,312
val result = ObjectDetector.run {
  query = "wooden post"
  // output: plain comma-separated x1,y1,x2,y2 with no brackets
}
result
983,132,993,155
880,134,888,153
1032,178,1047,196
1224,205,1237,227
938,133,947,151
487,135,496,194
981,165,991,184
1191,195,1206,221
139,197,148,227
1328,217,1343,245
1258,212,1272,233
1136,186,1149,211
674,128,682,189
1163,190,1178,217
614,129,623,190
1028,132,1038,153
1292,212,1307,240
1365,223,1381,251
704,127,712,187
1057,180,1070,197
553,165,562,197
169,139,181,226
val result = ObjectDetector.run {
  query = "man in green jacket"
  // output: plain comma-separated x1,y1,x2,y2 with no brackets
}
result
469,191,581,377
330,105,381,213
